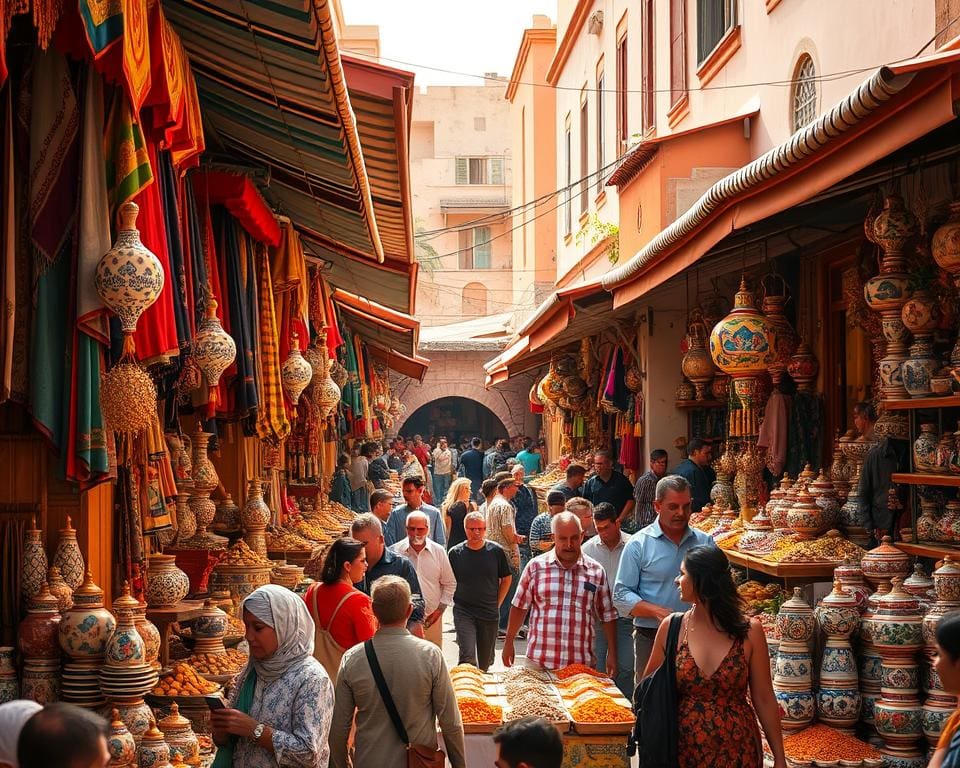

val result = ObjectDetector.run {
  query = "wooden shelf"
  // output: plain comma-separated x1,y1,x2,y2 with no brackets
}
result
892,473,960,487
724,549,838,586
884,395,960,410
895,542,960,560
675,400,723,410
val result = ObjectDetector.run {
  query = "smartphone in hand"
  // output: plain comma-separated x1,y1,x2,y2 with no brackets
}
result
205,695,227,710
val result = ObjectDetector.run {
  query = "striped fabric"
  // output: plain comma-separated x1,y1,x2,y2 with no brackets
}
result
254,244,290,445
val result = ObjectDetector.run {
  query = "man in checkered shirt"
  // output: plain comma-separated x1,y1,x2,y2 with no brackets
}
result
501,511,618,676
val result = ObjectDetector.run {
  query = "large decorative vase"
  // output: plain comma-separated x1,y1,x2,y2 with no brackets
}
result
242,479,271,557
863,193,918,400
94,202,164,334
21,516,48,603
933,556,960,602
18,582,62,660
53,515,85,591
107,708,138,766
709,278,777,436
760,281,799,384
916,499,941,544
112,582,161,671
932,200,960,286
193,298,236,392
104,610,146,668
281,331,313,406
861,536,911,589
0,647,18,703
58,572,116,660
174,489,196,544
181,429,226,550
901,289,941,398
773,588,816,732
681,311,715,400
815,581,861,730
733,443,763,521
145,555,190,609
313,330,342,419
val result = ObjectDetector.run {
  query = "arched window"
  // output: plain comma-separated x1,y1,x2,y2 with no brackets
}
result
462,283,488,317
792,54,817,132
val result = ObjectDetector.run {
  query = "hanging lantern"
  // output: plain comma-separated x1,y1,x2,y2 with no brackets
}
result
193,298,236,391
100,360,158,436
709,278,777,436
95,202,165,334
760,274,799,385
281,331,313,406
681,309,715,400
312,331,341,418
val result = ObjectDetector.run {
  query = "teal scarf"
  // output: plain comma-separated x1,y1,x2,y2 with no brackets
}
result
211,669,257,767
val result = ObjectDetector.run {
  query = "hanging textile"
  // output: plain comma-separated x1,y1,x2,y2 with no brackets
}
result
8,52,30,405
168,65,204,170
114,464,146,593
0,86,15,401
757,391,791,477
78,0,151,115
29,49,80,452
270,220,308,417
156,151,190,348
145,6,185,137
104,87,151,210
182,177,206,333
319,276,343,354
218,210,257,416
138,413,175,533
254,243,290,445
341,326,362,427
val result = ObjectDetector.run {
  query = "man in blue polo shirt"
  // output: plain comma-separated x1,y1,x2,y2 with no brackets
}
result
383,476,446,548
613,474,716,684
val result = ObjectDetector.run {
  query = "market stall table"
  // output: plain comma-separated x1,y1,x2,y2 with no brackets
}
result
444,732,630,768
723,550,838,590
146,600,205,668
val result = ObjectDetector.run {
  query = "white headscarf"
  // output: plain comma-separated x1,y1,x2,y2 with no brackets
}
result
0,700,42,767
241,584,316,683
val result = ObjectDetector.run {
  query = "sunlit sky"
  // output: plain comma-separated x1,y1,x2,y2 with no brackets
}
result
340,0,554,88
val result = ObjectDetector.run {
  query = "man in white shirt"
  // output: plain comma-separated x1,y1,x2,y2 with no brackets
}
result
582,501,634,697
390,510,457,648
431,436,454,504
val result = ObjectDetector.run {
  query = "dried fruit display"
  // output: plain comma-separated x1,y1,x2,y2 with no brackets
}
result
505,687,567,720
265,527,316,552
569,697,634,723
781,724,881,762
553,663,608,680
455,696,503,724
190,649,248,676
737,581,788,616
217,540,272,568
767,531,864,564
153,663,219,696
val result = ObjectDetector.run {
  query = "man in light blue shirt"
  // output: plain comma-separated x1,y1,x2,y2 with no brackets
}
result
613,474,716,685
384,476,446,548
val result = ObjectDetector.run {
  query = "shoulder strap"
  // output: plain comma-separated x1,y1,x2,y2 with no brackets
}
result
666,612,683,659
364,640,409,746
325,589,361,631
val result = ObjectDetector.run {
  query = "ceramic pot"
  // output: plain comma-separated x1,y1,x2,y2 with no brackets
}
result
193,298,236,390
242,479,271,557
866,578,923,654
810,471,839,529
861,536,911,588
165,431,193,484
174,492,196,543
775,688,815,732
53,515,85,590
58,572,117,660
209,564,272,604
682,313,716,400
785,488,824,538
189,428,218,493
212,493,240,535
834,564,871,614
21,516,48,603
787,340,820,392
936,432,956,475
112,582,161,671
281,331,313,406
816,686,861,730
192,598,229,639
107,697,153,746
776,588,816,643
913,423,938,473
774,641,813,687
158,703,200,767
107,708,138,766
0,647,18,703
105,611,145,667
902,563,933,599
95,202,164,334
709,278,777,376
932,200,960,282
916,500,941,544
18,582,62,660
860,645,884,689
145,554,190,609
20,659,59,704
934,556,960,602
137,719,171,768
875,698,923,747
816,581,860,640
902,337,938,399
923,600,960,648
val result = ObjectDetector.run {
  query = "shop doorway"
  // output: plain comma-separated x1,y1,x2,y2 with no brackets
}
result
399,397,509,446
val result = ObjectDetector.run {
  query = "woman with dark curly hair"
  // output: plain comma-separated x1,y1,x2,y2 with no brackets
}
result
929,610,960,767
642,545,786,768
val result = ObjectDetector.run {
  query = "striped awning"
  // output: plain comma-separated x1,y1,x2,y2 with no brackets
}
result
166,0,383,263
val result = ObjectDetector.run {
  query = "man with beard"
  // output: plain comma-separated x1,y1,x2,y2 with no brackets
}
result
613,474,716,683
501,512,618,677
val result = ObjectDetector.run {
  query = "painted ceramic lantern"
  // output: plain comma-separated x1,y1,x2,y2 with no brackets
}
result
58,572,117,660
145,554,190,609
709,278,777,401
94,202,165,334
281,331,313,406
193,298,236,390
786,340,819,392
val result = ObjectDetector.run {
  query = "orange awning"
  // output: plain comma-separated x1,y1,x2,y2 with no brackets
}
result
368,347,430,383
332,288,426,377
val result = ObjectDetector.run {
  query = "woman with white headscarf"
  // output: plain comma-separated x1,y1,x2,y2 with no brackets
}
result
0,700,42,768
211,584,334,767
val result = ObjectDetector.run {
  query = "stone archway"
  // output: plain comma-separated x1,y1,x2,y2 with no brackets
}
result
393,380,522,438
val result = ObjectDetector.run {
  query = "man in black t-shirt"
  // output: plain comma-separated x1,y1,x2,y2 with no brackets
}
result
457,437,486,501
447,510,513,671
582,450,635,526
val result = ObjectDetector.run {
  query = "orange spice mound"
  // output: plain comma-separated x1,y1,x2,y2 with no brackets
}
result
553,663,608,680
783,725,881,762
569,697,634,723
455,696,503,723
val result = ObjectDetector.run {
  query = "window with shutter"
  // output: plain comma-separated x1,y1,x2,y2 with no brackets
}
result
455,157,468,185
670,0,687,105
616,34,628,157
697,0,736,64
469,157,487,184
473,226,492,269
490,157,504,185
458,228,473,269
564,124,573,235
596,69,605,192
579,96,589,215
641,0,655,133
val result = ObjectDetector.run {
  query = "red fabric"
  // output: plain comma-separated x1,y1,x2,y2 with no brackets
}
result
413,444,430,469
192,172,280,246
304,582,377,650
320,277,344,354
130,142,179,364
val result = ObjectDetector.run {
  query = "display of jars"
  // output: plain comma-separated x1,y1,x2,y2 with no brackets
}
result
18,582,62,660
21,516,48,603
145,554,190,609
773,588,815,733
815,581,861,730
861,536,911,589
59,572,116,660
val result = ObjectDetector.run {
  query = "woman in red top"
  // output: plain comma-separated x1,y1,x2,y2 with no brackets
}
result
304,538,378,680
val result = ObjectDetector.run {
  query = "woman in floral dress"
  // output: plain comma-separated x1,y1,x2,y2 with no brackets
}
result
643,546,786,768
211,585,334,767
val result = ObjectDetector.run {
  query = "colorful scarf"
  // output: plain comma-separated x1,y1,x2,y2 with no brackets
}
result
104,87,151,211
255,244,290,445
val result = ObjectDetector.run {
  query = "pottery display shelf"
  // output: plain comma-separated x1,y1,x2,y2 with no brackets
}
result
884,396,960,410
897,542,960,559
674,399,723,409
145,601,204,668
723,549,839,589
891,473,960,487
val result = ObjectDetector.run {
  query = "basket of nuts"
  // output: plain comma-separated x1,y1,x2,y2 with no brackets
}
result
209,541,275,602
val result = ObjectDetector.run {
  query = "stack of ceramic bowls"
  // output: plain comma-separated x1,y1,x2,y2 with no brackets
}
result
59,573,116,710
98,610,159,745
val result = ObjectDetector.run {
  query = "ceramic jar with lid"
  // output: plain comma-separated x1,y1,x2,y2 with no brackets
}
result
47,565,73,611
934,556,960,602
18,582,62,660
776,587,816,643
158,703,200,767
936,431,957,475
137,718,171,768
59,572,116,660
107,707,137,766
242,479,271,557
104,610,145,667
810,471,840,530
902,563,934,601
112,581,161,671
21,516,48,603
145,554,190,609
913,423,939,472
867,578,923,654
786,488,824,539
191,599,228,656
916,498,942,544
861,536,911,588
834,564,871,614
815,581,861,729
20,659,59,704
212,493,241,535
53,515,85,590
773,477,799,532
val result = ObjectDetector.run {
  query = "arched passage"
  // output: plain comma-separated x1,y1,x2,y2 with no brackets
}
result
393,379,525,440
400,397,508,444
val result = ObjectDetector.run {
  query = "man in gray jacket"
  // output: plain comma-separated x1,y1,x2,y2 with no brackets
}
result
330,576,466,768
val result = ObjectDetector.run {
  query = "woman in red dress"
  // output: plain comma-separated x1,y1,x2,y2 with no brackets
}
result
644,545,786,768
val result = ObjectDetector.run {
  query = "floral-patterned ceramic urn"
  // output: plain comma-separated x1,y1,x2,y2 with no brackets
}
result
145,554,190,609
